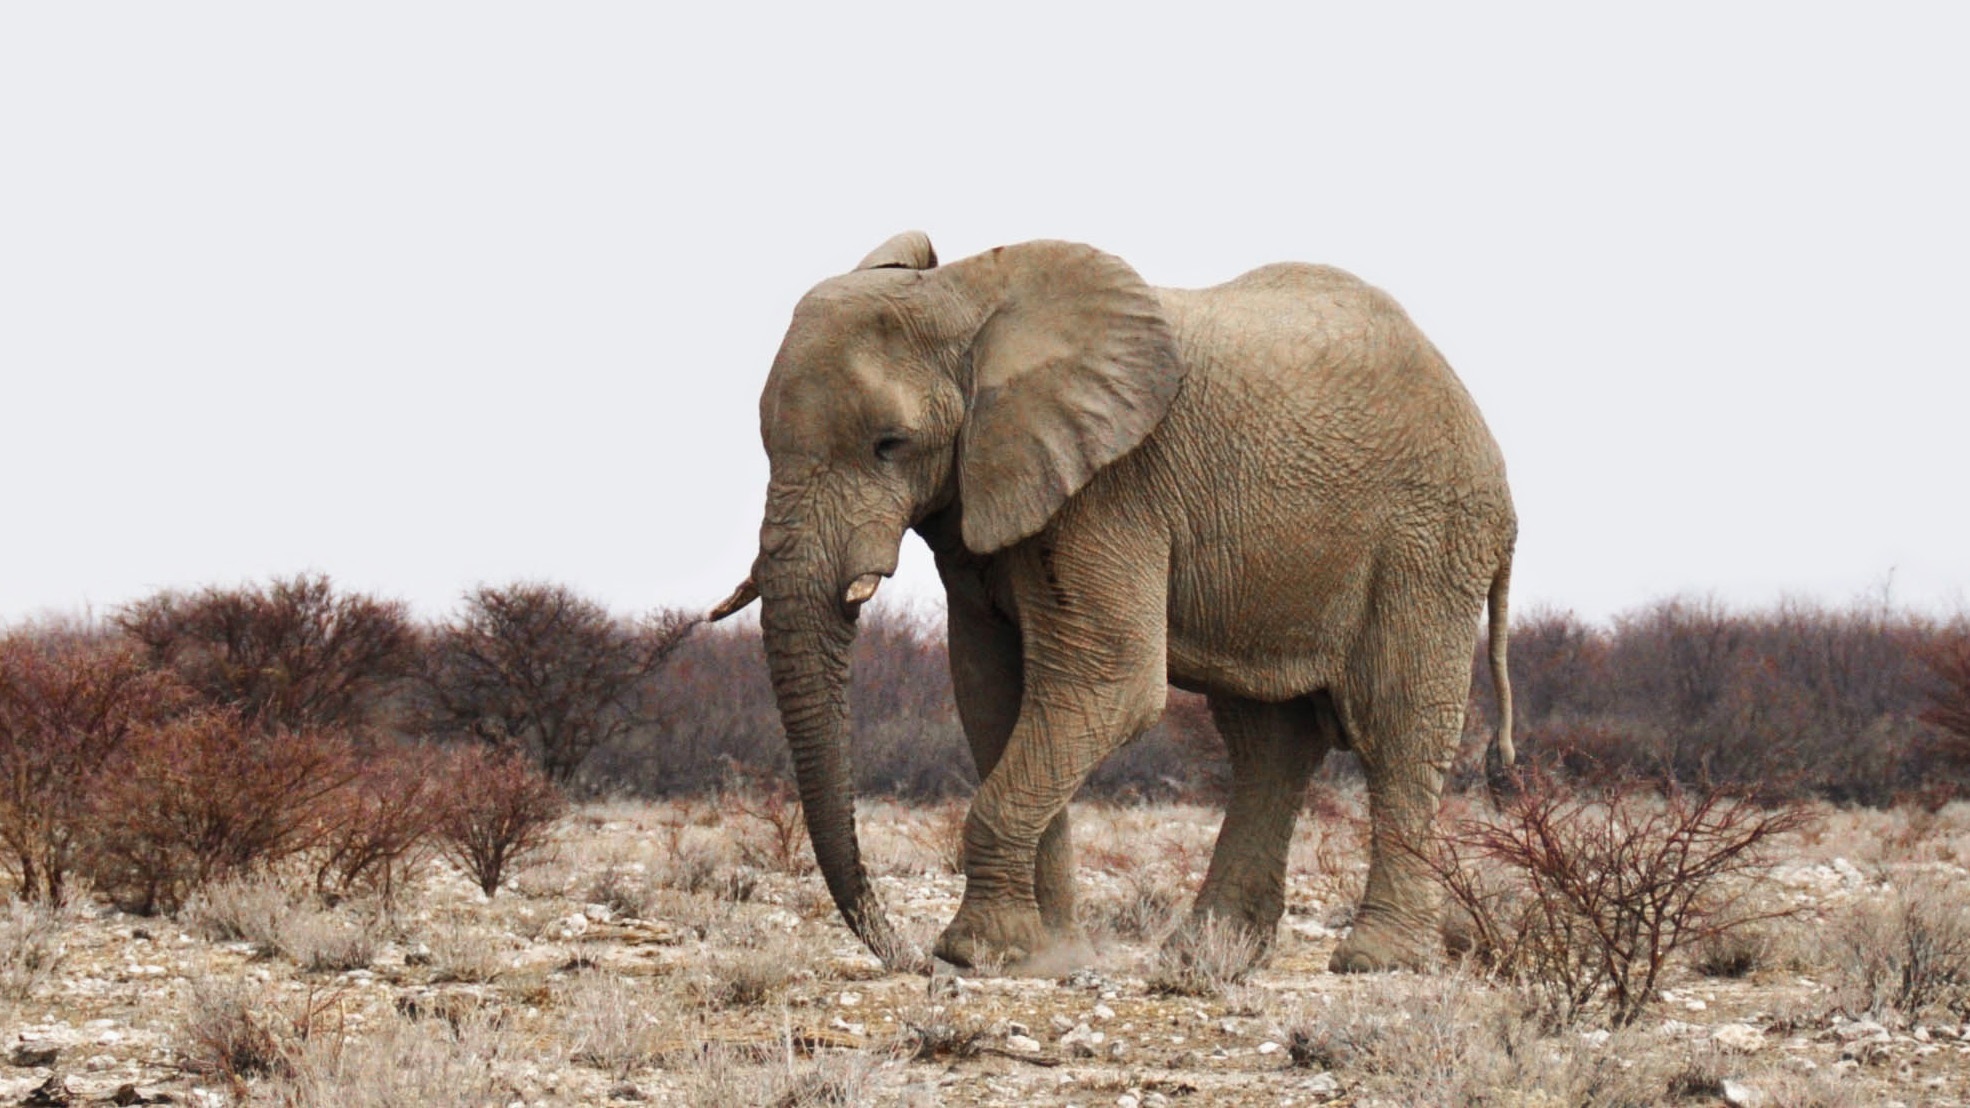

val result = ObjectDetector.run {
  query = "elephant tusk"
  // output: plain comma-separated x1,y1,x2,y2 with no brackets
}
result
708,577,759,621
843,573,882,607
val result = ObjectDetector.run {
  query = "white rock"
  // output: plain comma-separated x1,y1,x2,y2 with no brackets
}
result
550,913,589,940
1092,1004,1116,1022
1117,1097,1140,1108
1684,998,1708,1012
1061,1023,1105,1058
1579,1029,1611,1048
1258,1041,1281,1055
1303,1071,1343,1099
1050,1013,1076,1034
581,903,613,922
1834,1018,1888,1042
837,991,862,1007
1713,1024,1766,1053
1006,1034,1042,1054
1721,1078,1757,1107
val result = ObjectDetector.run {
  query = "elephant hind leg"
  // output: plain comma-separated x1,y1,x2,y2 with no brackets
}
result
1188,693,1334,947
1328,616,1479,973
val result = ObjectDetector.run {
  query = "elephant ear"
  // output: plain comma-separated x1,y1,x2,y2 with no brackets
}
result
855,231,938,271
957,242,1184,554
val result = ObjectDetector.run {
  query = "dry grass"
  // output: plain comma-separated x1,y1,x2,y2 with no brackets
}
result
0,896,67,1002
1145,913,1266,998
694,947,796,1010
271,1002,517,1107
181,876,380,972
1277,975,1731,1107
1827,868,1970,1022
561,973,670,1079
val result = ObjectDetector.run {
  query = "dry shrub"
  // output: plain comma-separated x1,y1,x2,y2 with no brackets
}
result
0,897,68,1002
312,743,444,904
176,976,345,1087
421,918,508,984
1084,867,1183,943
181,875,296,948
583,856,663,920
0,629,189,903
723,762,815,876
418,584,695,785
893,798,967,875
1691,919,1782,979
1924,625,1970,787
1828,869,1970,1022
1425,770,1811,1027
694,948,795,1010
118,574,417,736
431,745,566,897
86,712,358,914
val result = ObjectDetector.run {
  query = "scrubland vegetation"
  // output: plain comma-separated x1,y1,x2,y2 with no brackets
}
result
1,574,1969,1104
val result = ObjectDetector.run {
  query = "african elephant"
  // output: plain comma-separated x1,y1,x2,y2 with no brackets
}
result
710,231,1515,974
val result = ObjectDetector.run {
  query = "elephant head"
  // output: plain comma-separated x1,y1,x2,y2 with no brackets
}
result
711,232,1185,965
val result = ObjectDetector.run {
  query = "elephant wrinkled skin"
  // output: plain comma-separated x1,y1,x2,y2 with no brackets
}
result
713,232,1516,975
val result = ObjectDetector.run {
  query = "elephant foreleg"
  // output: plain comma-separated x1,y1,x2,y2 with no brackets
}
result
935,532,1170,970
944,592,1079,942
1189,694,1333,945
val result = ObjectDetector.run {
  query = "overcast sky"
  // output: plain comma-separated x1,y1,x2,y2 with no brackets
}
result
3,4,1965,627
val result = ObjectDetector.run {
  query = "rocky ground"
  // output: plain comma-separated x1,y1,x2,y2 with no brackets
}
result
3,797,1969,1106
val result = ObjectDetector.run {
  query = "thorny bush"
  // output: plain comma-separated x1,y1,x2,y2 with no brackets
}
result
1423,768,1812,1027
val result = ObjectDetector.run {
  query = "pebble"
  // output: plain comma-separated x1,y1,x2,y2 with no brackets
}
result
1006,1034,1042,1054
1258,1040,1281,1055
1092,1003,1115,1022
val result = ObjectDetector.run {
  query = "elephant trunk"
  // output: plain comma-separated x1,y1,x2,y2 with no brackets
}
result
757,561,921,971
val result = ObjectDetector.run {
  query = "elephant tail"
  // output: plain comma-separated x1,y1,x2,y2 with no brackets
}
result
1483,553,1516,794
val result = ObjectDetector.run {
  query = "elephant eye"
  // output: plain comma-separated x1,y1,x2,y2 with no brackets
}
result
874,435,908,462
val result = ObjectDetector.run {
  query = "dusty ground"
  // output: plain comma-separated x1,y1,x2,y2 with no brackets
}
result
4,796,1970,1106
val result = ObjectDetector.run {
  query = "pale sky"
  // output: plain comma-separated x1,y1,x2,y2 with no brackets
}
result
3,4,1965,626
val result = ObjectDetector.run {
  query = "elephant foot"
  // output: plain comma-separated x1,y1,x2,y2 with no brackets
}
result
1328,914,1437,974
933,902,1049,972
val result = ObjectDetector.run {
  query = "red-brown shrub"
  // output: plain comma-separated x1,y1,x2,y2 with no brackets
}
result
0,628,190,902
86,713,359,914
418,584,695,784
1922,625,1970,774
117,575,417,737
310,743,445,904
431,745,566,896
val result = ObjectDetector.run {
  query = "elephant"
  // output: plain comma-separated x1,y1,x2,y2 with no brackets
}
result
710,231,1516,974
